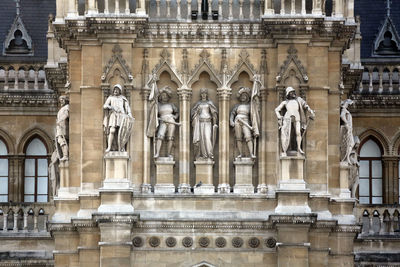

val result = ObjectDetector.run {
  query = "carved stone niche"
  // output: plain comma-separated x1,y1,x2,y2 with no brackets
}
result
101,44,134,100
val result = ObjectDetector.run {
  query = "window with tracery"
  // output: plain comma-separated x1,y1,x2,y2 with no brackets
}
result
0,139,8,202
24,138,48,202
359,139,383,204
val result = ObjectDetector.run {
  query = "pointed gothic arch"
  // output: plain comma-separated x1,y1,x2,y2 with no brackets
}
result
228,49,257,87
150,49,182,88
101,44,133,88
191,261,216,267
358,129,389,156
187,49,221,88
0,128,16,155
17,128,52,155
276,45,308,85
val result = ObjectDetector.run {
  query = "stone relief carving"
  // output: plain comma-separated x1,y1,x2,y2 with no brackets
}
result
275,87,315,156
276,45,308,84
147,83,180,159
191,88,218,160
101,45,133,82
103,84,134,152
229,75,261,159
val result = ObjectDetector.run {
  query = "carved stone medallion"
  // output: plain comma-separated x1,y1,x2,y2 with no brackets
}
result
248,237,260,248
149,236,160,247
265,237,277,248
182,237,193,247
165,237,177,247
232,237,244,248
132,236,143,247
215,237,226,248
198,237,210,248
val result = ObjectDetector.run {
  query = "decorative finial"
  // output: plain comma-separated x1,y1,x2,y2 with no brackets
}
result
386,0,391,17
15,0,20,16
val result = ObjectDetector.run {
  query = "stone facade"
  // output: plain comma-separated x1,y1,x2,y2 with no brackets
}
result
0,0,399,266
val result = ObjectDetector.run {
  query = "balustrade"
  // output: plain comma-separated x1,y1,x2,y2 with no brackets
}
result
55,0,354,21
359,65,400,94
0,203,52,233
357,206,400,236
0,66,48,91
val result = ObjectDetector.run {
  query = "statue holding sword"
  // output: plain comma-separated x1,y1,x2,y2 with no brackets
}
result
229,76,261,159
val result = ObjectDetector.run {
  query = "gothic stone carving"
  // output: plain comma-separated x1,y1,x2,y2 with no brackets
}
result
191,88,218,160
103,84,134,152
182,237,193,247
275,87,315,156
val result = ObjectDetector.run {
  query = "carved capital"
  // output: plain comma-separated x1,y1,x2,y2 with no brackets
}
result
177,88,192,101
217,88,232,101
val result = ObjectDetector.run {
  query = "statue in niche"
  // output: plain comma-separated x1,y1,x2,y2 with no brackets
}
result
103,84,134,153
191,88,218,160
230,76,261,159
49,149,60,197
349,136,360,198
147,85,180,159
275,86,315,156
56,96,70,161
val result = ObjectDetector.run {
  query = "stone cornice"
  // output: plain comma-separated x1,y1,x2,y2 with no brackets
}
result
350,94,400,110
0,91,58,113
134,221,273,230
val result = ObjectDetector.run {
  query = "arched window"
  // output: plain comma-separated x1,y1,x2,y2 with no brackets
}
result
359,139,383,204
0,139,8,202
24,138,48,202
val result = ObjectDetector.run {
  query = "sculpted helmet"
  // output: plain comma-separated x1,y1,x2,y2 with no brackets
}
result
237,87,251,99
285,87,295,97
113,84,123,94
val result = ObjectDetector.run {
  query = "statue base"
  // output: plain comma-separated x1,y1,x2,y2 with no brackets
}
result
339,162,352,199
98,151,133,214
194,159,215,194
233,157,254,194
218,183,231,194
154,157,175,194
278,155,306,190
257,184,268,194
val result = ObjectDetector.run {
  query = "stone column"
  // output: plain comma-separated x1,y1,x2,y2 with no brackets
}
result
67,0,78,17
383,156,398,204
217,88,231,193
177,88,192,193
141,89,151,193
338,162,351,199
136,0,146,15
312,0,322,15
264,0,274,15
55,0,65,22
257,89,267,193
334,0,343,17
87,0,98,15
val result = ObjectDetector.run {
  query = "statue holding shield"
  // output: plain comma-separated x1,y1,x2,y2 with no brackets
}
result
103,84,134,152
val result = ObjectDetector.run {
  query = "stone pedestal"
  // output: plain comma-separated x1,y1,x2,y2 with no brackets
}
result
339,162,352,199
97,152,133,213
154,157,175,194
233,157,254,194
275,156,310,214
278,156,306,190
194,159,215,194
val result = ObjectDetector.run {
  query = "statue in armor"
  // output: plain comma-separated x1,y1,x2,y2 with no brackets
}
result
191,88,218,160
147,85,180,158
275,87,315,156
56,96,69,161
230,78,260,159
103,84,134,152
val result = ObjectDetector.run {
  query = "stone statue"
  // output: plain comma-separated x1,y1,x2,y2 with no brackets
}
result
275,86,315,156
49,150,59,197
230,77,260,159
191,88,218,160
103,84,134,152
147,85,180,158
349,136,360,198
340,99,355,165
56,96,69,161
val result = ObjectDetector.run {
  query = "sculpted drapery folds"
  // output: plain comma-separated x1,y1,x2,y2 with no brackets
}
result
275,87,315,156
103,84,134,152
229,76,261,159
146,83,180,159
191,88,218,160
340,99,355,165
56,96,69,161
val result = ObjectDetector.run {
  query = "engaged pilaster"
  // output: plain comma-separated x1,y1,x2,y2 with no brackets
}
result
177,88,192,193
217,87,231,193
